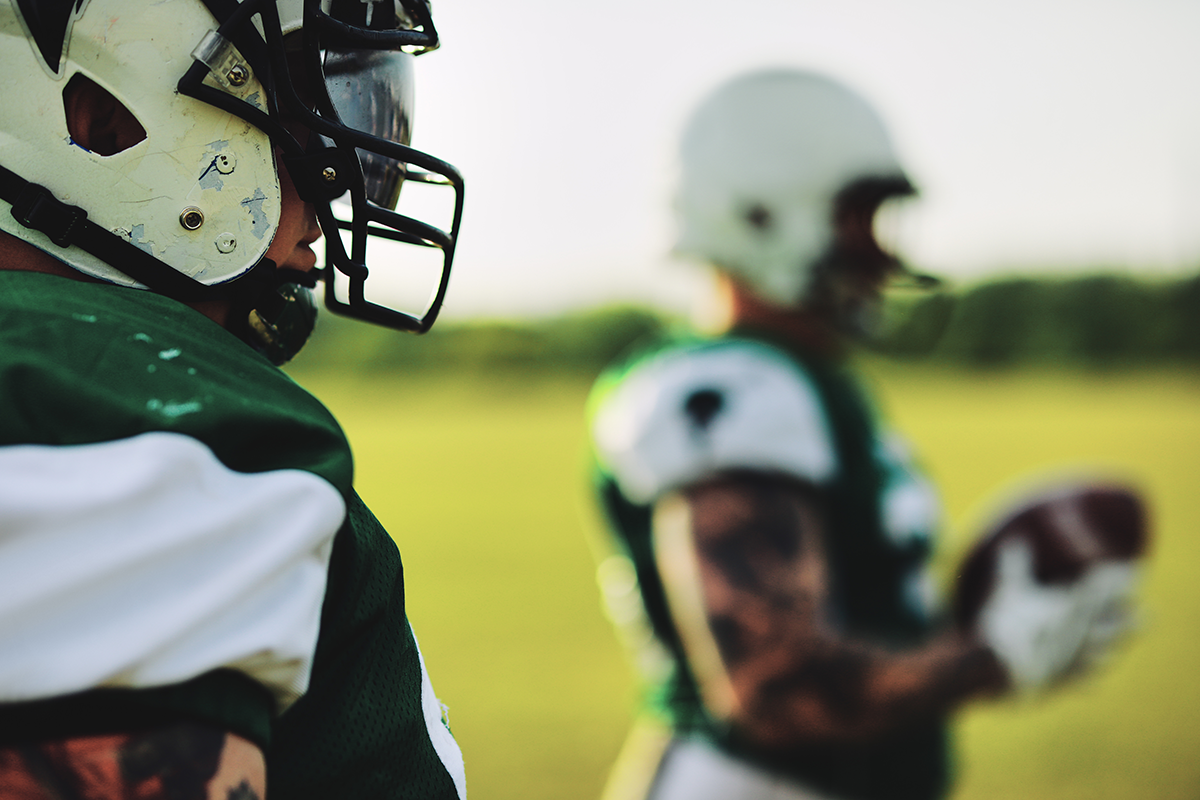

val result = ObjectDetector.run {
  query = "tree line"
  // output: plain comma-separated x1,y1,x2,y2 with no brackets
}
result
876,271,1200,367
290,271,1200,374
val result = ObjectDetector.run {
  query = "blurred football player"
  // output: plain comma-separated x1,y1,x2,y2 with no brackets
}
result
0,1,465,797
587,69,1145,800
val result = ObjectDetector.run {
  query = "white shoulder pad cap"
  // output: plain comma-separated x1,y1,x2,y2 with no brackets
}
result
593,342,838,504
0,432,344,710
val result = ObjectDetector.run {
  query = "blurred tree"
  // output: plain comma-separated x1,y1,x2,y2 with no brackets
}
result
289,273,1200,375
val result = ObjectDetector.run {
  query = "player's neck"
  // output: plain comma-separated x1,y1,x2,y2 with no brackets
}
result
0,230,92,279
0,230,231,326
717,276,846,357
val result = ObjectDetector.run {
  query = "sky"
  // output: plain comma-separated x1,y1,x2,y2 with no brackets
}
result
398,0,1200,320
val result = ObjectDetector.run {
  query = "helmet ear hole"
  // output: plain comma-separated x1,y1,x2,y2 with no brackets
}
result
62,73,146,156
743,203,774,233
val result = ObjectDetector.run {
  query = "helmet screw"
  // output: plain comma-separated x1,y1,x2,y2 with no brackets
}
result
216,233,237,253
180,207,205,231
321,166,338,183
226,64,250,87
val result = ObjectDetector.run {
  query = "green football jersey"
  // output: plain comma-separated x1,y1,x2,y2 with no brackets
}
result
0,272,464,799
588,330,949,800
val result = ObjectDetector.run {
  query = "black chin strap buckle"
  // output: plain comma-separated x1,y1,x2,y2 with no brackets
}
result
11,182,88,248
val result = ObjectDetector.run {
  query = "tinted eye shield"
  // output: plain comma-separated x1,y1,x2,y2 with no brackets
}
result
322,49,412,208
178,6,463,334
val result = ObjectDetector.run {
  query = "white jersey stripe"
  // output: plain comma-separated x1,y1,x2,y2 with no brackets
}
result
414,634,468,799
0,431,344,709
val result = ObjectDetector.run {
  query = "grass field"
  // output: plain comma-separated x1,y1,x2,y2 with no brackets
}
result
291,362,1200,800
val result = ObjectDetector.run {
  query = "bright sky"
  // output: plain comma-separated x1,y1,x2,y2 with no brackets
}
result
405,0,1200,319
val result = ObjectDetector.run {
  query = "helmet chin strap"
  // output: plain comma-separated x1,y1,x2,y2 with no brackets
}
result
230,265,320,366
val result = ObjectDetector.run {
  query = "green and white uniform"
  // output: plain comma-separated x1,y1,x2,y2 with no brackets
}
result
589,331,947,800
0,272,465,800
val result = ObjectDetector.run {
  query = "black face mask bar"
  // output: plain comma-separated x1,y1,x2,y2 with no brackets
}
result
180,0,464,334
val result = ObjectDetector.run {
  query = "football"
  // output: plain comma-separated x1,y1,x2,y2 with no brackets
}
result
953,482,1149,632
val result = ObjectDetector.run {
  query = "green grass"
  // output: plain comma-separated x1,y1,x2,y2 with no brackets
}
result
290,364,1200,800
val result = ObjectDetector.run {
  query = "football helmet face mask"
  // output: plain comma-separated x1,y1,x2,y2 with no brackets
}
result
674,69,937,334
0,0,463,364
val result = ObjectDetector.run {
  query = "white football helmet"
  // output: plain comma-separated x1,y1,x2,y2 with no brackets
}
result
674,69,928,314
0,0,462,363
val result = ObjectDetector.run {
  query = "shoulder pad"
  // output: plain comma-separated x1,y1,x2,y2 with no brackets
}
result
591,340,837,504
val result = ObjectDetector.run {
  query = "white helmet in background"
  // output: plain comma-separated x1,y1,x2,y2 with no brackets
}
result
674,69,924,310
0,0,463,363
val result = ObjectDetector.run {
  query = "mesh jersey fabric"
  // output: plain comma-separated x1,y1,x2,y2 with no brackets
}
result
0,271,463,799
588,330,949,800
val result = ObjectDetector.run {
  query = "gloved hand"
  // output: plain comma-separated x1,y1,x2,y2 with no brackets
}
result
953,482,1149,692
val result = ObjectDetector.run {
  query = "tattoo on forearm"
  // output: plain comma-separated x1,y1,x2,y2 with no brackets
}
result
708,614,751,665
690,478,911,732
227,778,261,800
759,646,874,721
13,744,86,800
696,482,817,674
0,723,232,800
121,723,224,800
701,483,805,576
684,478,1002,740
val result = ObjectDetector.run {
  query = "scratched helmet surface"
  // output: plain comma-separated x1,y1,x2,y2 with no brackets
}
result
0,0,462,344
0,0,283,288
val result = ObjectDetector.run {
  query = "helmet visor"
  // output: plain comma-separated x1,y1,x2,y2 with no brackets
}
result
322,48,414,209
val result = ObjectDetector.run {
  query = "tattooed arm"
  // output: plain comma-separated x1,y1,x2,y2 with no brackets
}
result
653,473,1008,746
0,723,264,800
